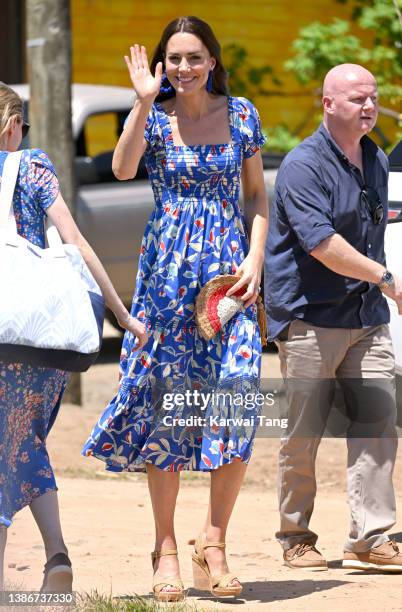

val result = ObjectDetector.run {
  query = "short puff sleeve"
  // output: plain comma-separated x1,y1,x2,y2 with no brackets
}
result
28,149,59,212
236,97,266,158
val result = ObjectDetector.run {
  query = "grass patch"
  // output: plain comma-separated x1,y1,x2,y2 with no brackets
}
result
75,591,204,611
4,579,26,590
180,472,209,484
55,465,265,489
55,467,139,481
57,468,217,485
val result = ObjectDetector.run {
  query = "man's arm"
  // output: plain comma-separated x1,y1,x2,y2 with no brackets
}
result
311,234,402,313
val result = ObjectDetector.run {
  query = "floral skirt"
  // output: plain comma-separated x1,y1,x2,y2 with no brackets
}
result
83,309,262,472
0,362,68,527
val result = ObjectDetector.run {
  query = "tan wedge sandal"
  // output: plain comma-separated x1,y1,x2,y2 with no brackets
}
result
189,535,243,598
151,549,185,602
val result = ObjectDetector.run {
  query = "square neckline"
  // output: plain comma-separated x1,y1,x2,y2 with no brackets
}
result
154,95,235,151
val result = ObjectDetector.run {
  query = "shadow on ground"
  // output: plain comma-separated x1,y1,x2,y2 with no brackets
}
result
116,579,351,606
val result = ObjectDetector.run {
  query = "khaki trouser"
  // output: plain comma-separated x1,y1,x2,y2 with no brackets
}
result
275,320,398,553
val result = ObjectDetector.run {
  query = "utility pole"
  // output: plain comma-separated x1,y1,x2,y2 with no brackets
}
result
26,0,81,405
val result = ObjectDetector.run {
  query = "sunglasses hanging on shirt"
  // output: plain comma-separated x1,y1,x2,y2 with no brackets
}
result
361,186,384,225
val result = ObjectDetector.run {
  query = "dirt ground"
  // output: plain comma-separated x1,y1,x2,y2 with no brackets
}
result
4,326,402,611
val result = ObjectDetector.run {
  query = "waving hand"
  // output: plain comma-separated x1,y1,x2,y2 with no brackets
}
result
124,45,163,102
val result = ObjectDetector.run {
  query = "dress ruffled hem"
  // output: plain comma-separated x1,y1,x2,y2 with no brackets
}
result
82,370,261,472
83,281,262,473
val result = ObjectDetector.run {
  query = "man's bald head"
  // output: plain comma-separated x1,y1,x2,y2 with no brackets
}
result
322,64,378,139
323,64,376,97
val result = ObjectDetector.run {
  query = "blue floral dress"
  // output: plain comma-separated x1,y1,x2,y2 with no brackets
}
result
83,96,265,472
0,149,69,527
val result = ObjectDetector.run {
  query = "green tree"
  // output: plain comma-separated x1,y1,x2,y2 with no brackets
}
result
285,0,402,147
223,43,282,99
224,44,306,153
224,1,401,153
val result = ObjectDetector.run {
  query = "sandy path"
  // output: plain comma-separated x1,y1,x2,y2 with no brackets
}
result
4,333,402,610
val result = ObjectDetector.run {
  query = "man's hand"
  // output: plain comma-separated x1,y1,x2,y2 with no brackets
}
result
380,276,402,315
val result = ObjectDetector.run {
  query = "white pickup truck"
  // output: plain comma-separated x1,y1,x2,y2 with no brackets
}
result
384,140,402,420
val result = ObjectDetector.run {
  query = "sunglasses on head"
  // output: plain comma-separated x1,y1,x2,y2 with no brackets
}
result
361,186,384,225
21,121,30,138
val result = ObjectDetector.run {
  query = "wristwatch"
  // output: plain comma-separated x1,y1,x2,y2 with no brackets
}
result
378,269,394,290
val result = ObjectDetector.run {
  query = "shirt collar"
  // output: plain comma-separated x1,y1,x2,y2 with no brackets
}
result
317,123,378,164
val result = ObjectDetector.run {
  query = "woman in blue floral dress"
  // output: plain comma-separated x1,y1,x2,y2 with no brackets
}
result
83,16,268,601
0,83,147,592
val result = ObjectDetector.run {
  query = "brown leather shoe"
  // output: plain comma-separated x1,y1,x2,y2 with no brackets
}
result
343,540,402,572
283,542,328,571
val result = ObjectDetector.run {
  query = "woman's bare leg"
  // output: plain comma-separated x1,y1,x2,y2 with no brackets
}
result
147,464,181,592
0,526,7,590
202,459,247,584
30,491,68,561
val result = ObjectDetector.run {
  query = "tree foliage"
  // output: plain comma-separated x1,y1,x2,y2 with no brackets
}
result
262,126,302,153
285,0,402,106
223,43,282,99
225,0,401,152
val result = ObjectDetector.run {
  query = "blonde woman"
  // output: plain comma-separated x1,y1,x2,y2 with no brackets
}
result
0,82,147,592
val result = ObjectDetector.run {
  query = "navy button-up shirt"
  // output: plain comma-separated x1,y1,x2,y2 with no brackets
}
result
264,123,390,341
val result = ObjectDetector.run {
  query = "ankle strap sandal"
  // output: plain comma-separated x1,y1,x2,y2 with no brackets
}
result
151,549,184,602
189,535,242,598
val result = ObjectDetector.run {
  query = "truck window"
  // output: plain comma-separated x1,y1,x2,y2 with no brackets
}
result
75,111,121,184
85,112,118,158
76,110,148,184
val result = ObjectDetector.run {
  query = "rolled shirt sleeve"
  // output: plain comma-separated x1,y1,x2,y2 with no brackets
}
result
281,160,336,253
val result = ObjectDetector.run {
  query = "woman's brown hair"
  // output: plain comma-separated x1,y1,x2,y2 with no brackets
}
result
150,16,229,102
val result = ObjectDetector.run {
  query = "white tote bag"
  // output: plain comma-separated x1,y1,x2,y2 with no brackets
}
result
0,150,104,371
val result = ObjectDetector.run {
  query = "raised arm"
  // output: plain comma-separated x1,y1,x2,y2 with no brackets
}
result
112,45,163,180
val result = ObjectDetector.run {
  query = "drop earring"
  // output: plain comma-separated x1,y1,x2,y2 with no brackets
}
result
206,70,213,93
160,72,174,95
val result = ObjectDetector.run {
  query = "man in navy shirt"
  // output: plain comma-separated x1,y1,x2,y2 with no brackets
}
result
265,64,402,571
